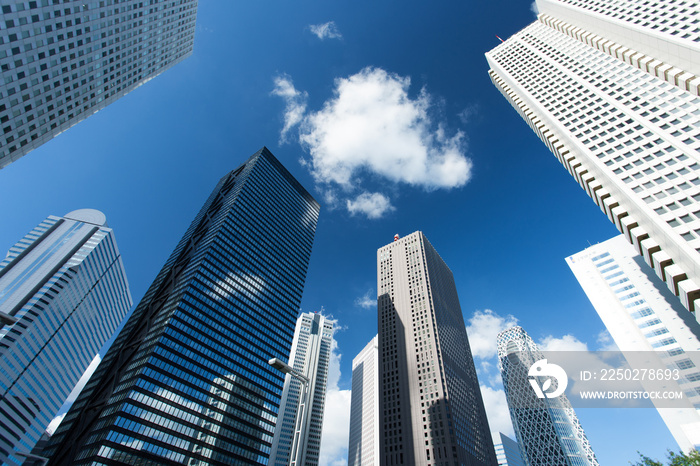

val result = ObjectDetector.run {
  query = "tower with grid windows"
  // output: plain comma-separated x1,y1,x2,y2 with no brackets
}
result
497,326,598,466
486,0,700,315
377,231,496,466
41,147,320,465
0,0,197,168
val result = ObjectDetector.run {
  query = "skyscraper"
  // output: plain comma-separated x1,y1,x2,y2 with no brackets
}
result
497,326,598,466
492,433,524,466
0,0,198,168
269,312,334,466
42,147,320,465
0,209,132,466
348,335,379,466
377,231,496,466
486,0,700,314
567,234,700,452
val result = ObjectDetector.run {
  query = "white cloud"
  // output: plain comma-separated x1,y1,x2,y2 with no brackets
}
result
480,385,515,438
354,289,376,309
530,1,540,15
299,67,471,190
319,336,351,466
271,75,308,143
596,329,619,351
346,192,395,219
458,103,480,125
272,67,472,219
538,334,589,352
309,21,343,40
466,309,519,360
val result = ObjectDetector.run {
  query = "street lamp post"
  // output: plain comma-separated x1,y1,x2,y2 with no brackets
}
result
269,357,310,466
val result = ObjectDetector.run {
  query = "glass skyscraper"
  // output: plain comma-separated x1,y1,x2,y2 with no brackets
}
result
0,0,198,168
497,326,598,466
377,231,496,466
42,147,320,465
269,312,334,466
0,209,132,466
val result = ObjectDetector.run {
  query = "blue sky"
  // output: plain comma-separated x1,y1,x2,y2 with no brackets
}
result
0,0,683,464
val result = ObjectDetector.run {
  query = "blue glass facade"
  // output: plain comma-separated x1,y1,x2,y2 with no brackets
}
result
43,147,319,465
0,209,132,466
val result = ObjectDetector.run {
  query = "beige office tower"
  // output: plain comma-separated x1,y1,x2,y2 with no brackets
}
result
377,231,496,466
567,234,700,452
486,0,700,315
348,335,380,466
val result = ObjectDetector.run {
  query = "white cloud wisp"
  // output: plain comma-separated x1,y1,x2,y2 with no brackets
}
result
271,75,308,143
309,21,343,40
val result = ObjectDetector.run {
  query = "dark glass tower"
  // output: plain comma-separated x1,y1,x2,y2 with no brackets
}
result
42,147,320,465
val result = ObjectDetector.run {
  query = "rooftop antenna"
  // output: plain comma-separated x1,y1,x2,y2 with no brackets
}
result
496,34,505,43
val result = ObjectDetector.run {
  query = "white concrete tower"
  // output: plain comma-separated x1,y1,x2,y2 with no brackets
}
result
567,235,700,452
270,312,334,466
486,0,700,316
348,335,379,466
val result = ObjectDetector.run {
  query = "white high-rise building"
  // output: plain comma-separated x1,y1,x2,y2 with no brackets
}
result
0,209,132,465
378,231,496,466
486,0,700,315
348,335,379,466
270,312,334,466
567,234,700,452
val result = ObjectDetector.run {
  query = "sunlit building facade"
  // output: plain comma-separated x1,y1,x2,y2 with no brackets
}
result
486,0,700,315
377,231,496,466
42,147,320,465
270,312,334,466
0,209,132,466
0,0,198,168
348,335,379,466
497,326,598,466
567,235,700,452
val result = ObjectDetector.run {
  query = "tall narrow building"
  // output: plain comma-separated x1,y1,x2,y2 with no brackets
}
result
497,326,598,466
0,209,132,466
377,232,496,466
42,147,320,465
486,0,700,315
348,335,379,466
567,235,700,452
269,312,334,466
0,0,198,168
